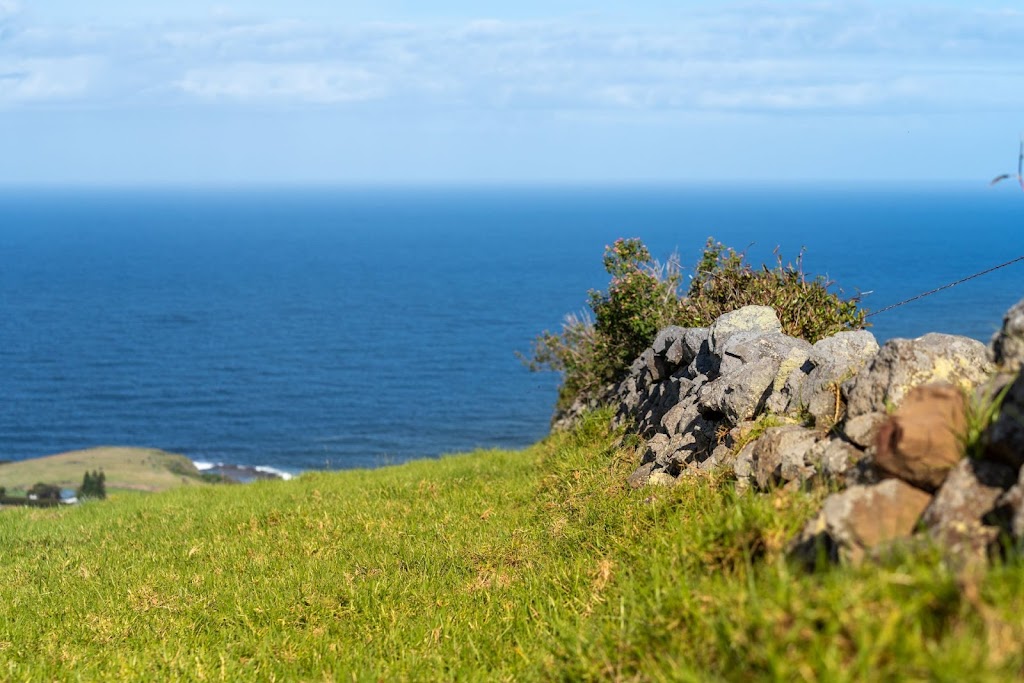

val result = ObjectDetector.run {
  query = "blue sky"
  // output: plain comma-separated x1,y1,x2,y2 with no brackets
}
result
2,1,1023,185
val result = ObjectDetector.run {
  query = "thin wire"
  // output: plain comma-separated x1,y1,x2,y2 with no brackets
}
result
866,254,1024,318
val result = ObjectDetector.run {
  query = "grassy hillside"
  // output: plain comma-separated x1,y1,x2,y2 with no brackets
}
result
0,447,213,495
2,412,1023,681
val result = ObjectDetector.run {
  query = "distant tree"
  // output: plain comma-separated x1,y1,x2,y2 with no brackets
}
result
28,482,61,500
0,486,6,499
78,470,107,500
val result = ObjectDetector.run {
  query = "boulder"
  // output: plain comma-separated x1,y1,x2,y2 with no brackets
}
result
747,425,823,490
841,411,887,450
790,478,933,565
805,437,863,482
651,326,708,369
920,458,1016,563
985,372,1024,469
990,298,1024,371
697,361,778,424
873,384,967,492
787,331,880,425
844,333,992,419
988,465,1024,542
707,306,782,356
698,333,811,424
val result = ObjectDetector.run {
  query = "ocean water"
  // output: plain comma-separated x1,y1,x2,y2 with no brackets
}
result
1,184,1021,474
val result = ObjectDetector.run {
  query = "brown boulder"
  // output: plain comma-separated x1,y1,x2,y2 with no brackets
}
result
920,458,1017,565
874,384,967,491
790,478,933,565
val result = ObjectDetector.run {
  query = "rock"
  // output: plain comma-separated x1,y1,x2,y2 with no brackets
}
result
651,326,707,369
764,345,812,414
789,331,880,425
791,479,933,565
844,333,992,419
805,437,863,481
920,458,1016,563
708,306,782,356
874,384,967,492
985,372,1024,469
647,471,677,487
746,425,822,490
697,361,778,424
627,461,656,489
732,441,758,489
717,332,810,377
842,412,887,449
698,333,811,424
990,298,1024,371
990,464,1024,541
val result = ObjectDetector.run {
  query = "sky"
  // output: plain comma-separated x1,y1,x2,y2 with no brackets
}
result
1,1,1023,185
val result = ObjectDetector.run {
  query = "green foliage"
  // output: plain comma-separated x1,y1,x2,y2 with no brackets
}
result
528,237,867,412
1,418,1022,680
679,238,868,344
77,469,107,500
963,379,1015,460
27,482,61,500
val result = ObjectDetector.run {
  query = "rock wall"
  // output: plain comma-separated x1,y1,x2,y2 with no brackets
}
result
595,298,1024,567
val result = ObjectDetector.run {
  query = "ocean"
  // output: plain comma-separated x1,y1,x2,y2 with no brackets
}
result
1,184,1021,475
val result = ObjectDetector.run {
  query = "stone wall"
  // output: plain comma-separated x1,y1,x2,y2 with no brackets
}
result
592,298,1024,566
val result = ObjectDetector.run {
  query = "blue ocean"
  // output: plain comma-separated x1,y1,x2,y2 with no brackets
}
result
1,184,1021,475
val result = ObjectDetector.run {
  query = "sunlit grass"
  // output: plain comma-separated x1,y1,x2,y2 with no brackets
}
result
2,410,1023,680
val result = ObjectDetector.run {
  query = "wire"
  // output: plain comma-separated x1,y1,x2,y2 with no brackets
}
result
866,255,1024,318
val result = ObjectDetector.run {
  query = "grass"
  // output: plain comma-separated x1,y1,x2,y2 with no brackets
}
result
1,411,1023,680
0,447,213,495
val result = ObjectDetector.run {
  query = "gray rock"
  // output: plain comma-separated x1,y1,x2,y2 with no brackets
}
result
986,372,1024,469
652,326,708,369
648,471,678,487
708,306,782,357
921,458,1016,561
842,412,887,449
732,441,758,487
789,331,880,425
765,346,813,415
698,334,812,424
805,437,863,481
790,478,933,565
698,362,777,424
843,333,993,419
748,425,823,490
988,453,1024,535
627,461,656,488
991,298,1024,371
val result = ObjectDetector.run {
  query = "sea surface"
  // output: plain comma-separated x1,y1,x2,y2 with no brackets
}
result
1,184,1021,475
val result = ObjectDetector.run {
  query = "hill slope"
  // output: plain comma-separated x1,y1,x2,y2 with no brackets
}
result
0,447,211,495
1,413,1022,680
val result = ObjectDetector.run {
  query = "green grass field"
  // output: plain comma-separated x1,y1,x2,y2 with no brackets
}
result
2,411,1023,681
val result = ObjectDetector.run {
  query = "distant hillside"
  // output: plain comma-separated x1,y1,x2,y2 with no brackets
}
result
0,447,213,495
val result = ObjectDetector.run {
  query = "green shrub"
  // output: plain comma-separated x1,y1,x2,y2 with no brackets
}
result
524,238,685,412
527,237,867,413
680,238,867,344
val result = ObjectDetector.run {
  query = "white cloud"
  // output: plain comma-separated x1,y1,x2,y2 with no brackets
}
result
176,62,385,103
0,57,101,104
0,2,1023,115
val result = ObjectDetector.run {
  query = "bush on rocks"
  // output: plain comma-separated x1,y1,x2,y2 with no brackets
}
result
527,237,868,414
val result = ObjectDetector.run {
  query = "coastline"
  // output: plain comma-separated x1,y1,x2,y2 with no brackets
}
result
0,446,294,496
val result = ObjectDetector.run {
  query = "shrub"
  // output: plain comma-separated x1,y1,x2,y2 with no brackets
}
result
679,239,867,344
527,237,866,413
524,238,685,412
